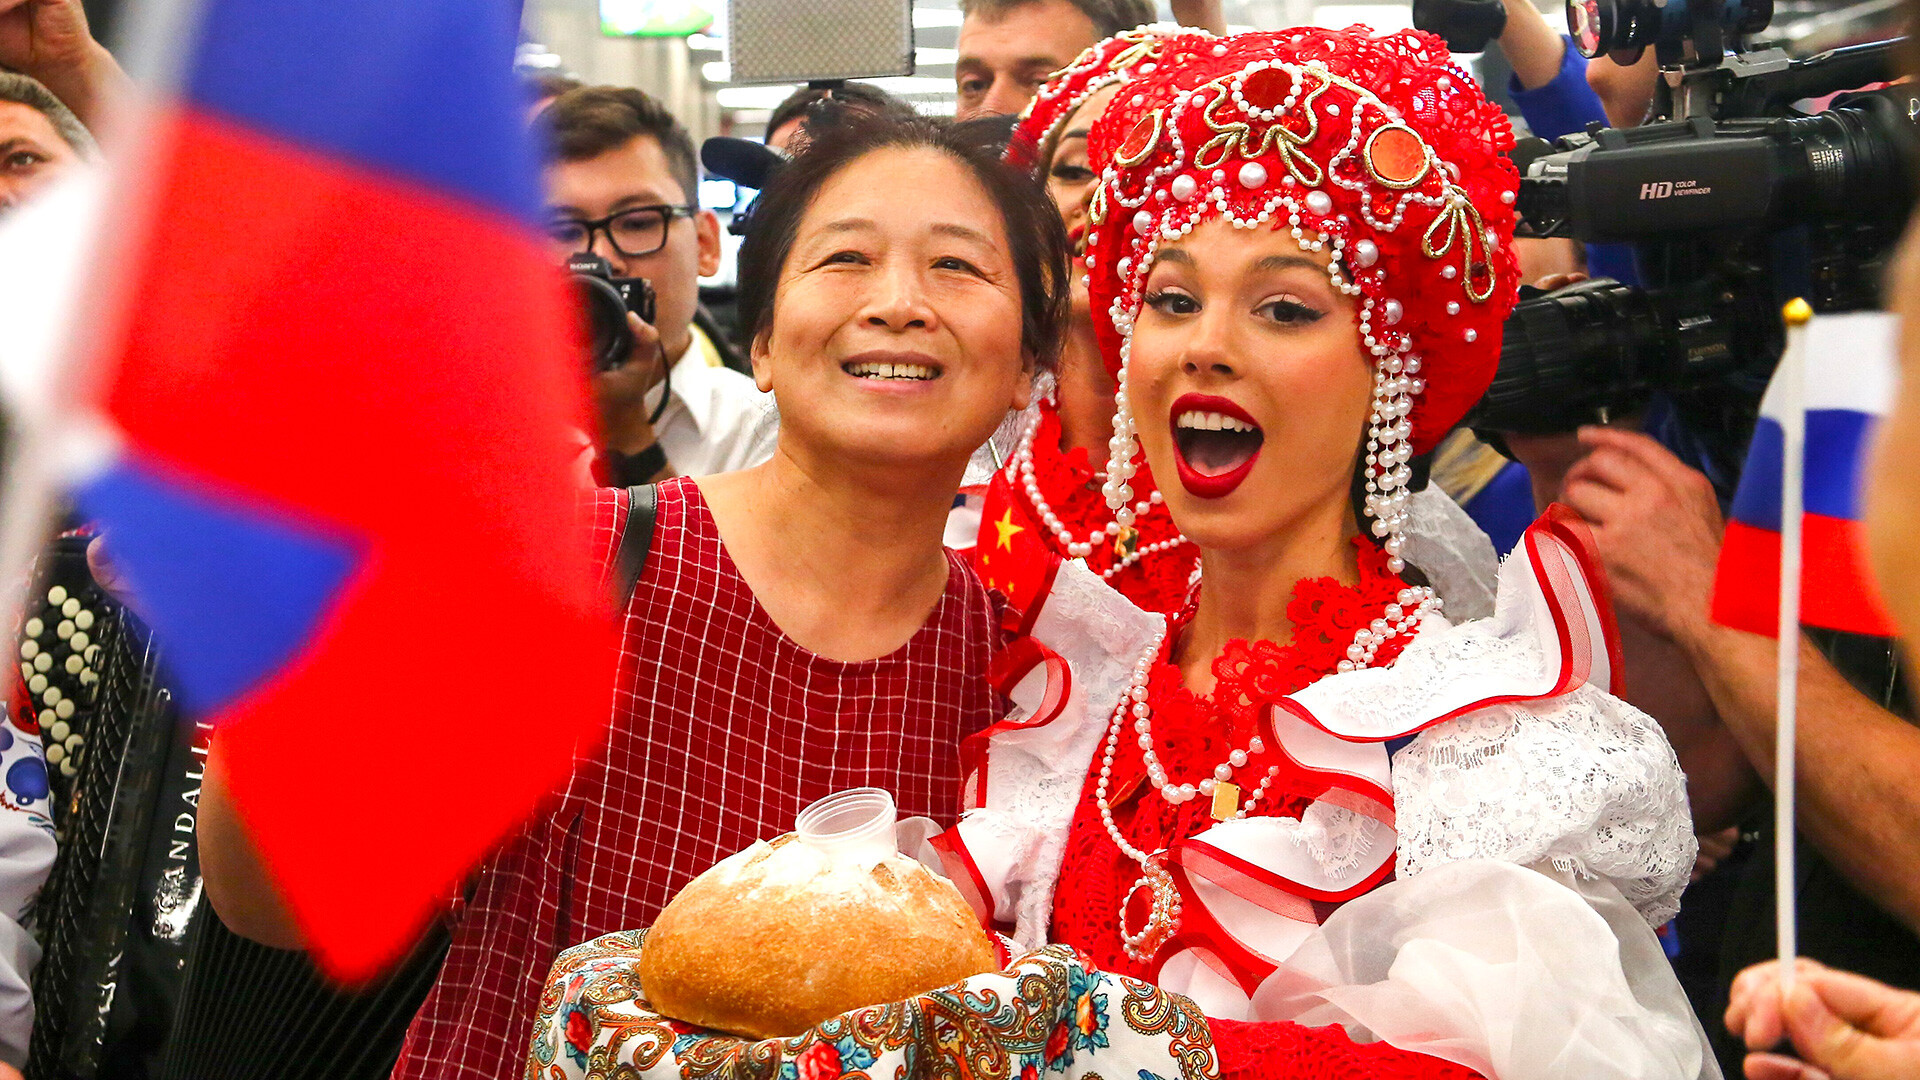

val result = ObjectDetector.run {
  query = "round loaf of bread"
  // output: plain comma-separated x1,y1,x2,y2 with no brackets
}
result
639,834,998,1040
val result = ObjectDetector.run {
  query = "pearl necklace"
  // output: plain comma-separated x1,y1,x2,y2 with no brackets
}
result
1011,398,1188,576
1096,581,1439,961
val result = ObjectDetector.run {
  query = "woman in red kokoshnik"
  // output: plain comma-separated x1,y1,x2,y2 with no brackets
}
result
969,29,1202,616
937,29,1713,1080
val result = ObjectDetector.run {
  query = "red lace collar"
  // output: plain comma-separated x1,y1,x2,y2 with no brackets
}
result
1151,538,1412,738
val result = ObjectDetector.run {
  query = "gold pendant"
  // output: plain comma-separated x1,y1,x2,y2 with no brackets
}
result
1211,781,1240,822
1113,526,1139,559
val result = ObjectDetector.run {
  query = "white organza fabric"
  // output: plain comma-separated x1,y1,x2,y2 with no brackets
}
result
1403,486,1499,622
1253,859,1720,1080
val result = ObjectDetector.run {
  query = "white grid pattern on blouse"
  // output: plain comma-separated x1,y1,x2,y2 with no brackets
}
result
393,478,1002,1080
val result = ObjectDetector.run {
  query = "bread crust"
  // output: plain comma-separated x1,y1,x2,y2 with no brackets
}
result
640,835,999,1040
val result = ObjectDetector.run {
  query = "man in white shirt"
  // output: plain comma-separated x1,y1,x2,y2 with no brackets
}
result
540,86,777,482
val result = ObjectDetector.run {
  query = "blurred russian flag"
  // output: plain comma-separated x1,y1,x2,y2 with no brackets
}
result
1711,312,1899,639
12,0,612,980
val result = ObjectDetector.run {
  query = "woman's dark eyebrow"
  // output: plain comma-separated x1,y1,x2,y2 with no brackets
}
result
1256,255,1323,273
931,221,995,246
1157,249,1194,267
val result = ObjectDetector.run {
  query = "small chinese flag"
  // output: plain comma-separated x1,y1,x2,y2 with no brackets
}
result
971,473,1055,630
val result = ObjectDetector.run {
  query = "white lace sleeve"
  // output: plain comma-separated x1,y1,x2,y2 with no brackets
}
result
1390,685,1696,927
1403,486,1499,622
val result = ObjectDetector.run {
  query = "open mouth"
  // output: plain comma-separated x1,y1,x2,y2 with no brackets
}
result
843,359,941,382
1170,394,1264,499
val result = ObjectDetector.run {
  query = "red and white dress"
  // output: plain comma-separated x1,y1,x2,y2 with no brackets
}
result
936,511,1711,1080
394,478,1005,1080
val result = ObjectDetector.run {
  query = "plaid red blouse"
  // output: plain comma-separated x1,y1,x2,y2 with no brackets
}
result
393,478,1003,1080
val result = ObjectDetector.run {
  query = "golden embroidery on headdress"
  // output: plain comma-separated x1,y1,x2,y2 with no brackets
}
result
1422,192,1498,303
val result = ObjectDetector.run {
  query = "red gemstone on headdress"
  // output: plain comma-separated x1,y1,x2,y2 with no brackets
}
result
1118,113,1158,161
1368,127,1426,185
1240,67,1291,111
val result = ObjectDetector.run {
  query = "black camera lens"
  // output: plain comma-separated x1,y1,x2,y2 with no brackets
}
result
1567,0,1772,60
568,253,637,373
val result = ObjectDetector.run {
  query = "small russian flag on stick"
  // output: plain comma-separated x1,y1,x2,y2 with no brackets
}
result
1710,302,1901,991
1711,311,1899,639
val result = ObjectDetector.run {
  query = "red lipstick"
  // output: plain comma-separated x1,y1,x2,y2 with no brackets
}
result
1169,393,1264,500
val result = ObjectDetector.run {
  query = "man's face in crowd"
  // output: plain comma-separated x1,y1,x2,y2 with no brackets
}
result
955,0,1100,120
544,133,721,360
0,101,80,214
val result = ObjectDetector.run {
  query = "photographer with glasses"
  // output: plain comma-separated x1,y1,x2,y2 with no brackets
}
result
541,86,777,485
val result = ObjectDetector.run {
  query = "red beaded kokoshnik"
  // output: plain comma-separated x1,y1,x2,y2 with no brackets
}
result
1084,27,1523,576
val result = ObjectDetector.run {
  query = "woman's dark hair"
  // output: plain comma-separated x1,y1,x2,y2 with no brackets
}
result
735,110,1072,375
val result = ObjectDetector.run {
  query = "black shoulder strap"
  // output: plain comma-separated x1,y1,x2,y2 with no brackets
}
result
615,483,658,607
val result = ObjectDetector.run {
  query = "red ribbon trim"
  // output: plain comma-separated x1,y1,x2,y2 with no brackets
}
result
928,827,1001,930
959,635,1075,813
1262,505,1624,748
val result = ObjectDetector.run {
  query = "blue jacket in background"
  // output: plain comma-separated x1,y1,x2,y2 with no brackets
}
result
1505,37,1638,285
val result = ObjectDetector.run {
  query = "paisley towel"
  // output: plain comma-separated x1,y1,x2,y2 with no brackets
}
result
524,933,1218,1080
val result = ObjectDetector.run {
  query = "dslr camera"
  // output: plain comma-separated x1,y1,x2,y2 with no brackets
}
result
569,252,657,372
1465,0,1916,469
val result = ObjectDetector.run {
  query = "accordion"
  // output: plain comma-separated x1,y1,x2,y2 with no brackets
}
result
22,529,447,1080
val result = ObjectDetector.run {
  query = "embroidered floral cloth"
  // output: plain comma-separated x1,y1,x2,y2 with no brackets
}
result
525,932,1218,1080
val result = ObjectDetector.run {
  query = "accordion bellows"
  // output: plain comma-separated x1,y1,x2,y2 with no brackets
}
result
639,832,998,1039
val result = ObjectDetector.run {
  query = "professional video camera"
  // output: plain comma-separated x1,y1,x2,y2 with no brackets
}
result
1466,0,1917,460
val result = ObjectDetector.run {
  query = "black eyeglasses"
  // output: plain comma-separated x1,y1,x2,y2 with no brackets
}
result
546,204,697,258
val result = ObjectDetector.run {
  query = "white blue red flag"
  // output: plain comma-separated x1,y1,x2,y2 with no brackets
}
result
52,0,610,979
1710,312,1898,638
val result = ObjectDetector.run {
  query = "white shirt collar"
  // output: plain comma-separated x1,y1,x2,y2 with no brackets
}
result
642,331,719,436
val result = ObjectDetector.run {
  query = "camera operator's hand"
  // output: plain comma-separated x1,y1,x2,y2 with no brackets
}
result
592,312,678,482
1560,425,1725,644
0,0,130,132
1728,959,1920,1080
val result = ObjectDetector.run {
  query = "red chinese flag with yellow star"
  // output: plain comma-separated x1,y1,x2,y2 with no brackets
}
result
970,473,1056,629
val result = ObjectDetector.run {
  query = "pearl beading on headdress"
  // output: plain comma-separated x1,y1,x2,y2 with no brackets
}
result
1093,55,1491,579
